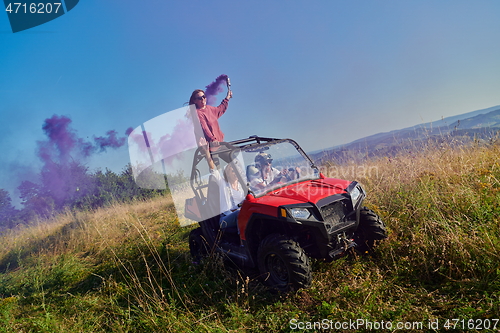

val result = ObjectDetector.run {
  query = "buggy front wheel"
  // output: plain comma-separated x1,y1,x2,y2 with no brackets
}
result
257,234,312,292
353,207,387,254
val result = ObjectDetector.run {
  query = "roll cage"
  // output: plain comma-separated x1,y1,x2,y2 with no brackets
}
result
188,136,320,204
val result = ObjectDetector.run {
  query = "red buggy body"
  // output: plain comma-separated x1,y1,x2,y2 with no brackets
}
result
186,136,386,291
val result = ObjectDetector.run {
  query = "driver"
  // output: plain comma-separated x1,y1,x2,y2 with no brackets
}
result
249,153,289,190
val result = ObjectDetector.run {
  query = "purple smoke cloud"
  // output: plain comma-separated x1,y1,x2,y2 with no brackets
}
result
34,115,131,205
130,118,196,165
205,74,228,106
157,118,197,161
38,115,76,163
94,130,126,152
37,115,131,162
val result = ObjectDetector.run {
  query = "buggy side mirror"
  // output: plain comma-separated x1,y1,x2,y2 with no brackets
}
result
246,186,256,201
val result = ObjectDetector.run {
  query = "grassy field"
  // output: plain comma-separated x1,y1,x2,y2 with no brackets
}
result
1,139,499,332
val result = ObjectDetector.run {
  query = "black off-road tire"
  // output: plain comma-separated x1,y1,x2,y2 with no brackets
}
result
353,207,388,254
257,234,312,292
189,227,209,263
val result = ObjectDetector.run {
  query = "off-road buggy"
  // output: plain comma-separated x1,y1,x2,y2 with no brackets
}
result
185,136,387,291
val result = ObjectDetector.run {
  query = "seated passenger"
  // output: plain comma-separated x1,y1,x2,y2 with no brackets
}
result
286,166,301,181
250,153,289,190
201,138,245,232
246,165,259,183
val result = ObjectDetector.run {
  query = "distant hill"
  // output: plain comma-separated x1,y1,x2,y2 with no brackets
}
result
311,105,500,164
447,108,500,129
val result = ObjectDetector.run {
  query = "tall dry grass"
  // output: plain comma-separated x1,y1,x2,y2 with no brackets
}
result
0,196,178,270
1,137,499,332
324,138,500,286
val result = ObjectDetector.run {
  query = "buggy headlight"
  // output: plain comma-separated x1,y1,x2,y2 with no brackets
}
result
290,207,311,219
351,186,361,202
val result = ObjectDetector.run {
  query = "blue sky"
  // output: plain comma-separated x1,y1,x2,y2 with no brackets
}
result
1,0,500,204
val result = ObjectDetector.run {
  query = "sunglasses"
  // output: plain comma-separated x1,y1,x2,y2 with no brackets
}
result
195,95,206,101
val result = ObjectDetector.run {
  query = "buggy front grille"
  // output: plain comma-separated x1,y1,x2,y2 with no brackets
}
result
321,200,346,225
320,200,355,233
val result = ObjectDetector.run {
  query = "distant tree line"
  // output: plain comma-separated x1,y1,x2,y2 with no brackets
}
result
0,162,170,231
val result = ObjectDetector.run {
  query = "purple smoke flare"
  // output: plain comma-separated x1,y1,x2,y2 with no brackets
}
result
205,74,228,106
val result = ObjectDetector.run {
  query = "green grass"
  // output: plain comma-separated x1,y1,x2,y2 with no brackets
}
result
1,140,500,332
